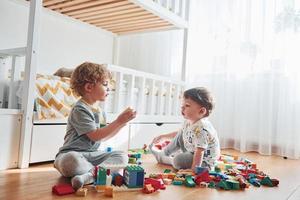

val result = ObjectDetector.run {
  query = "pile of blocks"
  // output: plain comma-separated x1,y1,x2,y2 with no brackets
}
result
52,151,280,197
145,154,279,191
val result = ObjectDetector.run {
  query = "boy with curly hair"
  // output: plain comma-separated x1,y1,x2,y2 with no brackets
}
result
54,62,136,189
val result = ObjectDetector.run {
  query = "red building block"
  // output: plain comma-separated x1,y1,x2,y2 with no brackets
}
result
195,171,211,185
52,184,75,196
144,178,164,191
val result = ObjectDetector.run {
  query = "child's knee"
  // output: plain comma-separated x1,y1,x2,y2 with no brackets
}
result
57,152,90,177
172,153,193,170
172,157,182,170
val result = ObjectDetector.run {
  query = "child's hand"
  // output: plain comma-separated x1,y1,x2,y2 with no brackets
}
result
116,107,136,125
151,135,163,144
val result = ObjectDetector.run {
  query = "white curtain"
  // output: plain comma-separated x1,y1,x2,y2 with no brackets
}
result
186,0,300,159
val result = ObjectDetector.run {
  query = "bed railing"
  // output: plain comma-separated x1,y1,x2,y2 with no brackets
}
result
106,64,184,121
0,48,184,122
151,0,188,20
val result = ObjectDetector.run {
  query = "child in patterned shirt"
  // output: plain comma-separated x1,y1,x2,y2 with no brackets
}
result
150,87,220,171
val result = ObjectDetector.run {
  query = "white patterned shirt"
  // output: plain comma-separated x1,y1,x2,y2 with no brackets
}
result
181,118,220,167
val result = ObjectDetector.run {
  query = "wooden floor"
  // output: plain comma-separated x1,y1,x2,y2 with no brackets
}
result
1,149,300,200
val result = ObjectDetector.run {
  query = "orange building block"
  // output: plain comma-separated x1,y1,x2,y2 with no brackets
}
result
104,186,113,197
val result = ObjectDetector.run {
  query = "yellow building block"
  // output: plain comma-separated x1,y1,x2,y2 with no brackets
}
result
76,188,88,197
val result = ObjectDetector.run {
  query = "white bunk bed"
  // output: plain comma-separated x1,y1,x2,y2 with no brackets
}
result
0,0,189,169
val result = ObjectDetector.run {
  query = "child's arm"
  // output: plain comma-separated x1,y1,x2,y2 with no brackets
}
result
192,147,205,170
87,107,136,141
151,131,177,144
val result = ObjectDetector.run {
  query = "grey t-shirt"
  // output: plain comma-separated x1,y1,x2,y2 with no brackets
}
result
57,100,106,155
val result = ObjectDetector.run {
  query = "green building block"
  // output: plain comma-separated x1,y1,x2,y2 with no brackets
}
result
261,177,273,187
208,181,216,188
214,166,221,173
226,179,240,190
173,180,183,185
217,180,231,190
185,175,196,187
128,157,136,164
97,167,107,185
224,164,233,170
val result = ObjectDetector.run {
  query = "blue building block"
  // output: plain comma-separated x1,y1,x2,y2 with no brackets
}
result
249,178,261,187
124,165,144,188
106,147,112,152
195,166,209,175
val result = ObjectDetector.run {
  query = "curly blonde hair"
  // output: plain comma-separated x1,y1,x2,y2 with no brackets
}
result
70,62,110,97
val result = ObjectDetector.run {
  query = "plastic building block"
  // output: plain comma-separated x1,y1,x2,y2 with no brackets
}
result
261,177,274,187
249,178,261,187
128,157,136,164
209,172,228,180
214,166,222,173
200,182,209,188
185,175,196,187
149,173,162,179
128,153,142,159
271,178,279,187
195,166,209,175
96,185,142,192
226,180,240,190
106,147,112,152
172,180,183,185
208,181,216,188
195,171,211,184
96,167,107,185
163,178,173,185
52,184,75,196
143,184,155,194
76,188,88,196
174,176,185,182
248,173,256,179
217,180,231,190
236,175,248,189
167,173,176,180
112,173,123,186
124,165,144,188
106,175,113,186
104,186,113,197
144,178,165,190
224,164,234,170
111,185,142,192
95,185,107,192
136,159,142,165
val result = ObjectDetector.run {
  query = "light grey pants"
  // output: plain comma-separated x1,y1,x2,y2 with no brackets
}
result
163,132,210,170
54,150,128,177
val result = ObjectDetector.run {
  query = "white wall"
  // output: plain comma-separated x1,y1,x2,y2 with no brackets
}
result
117,30,184,80
0,0,114,74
